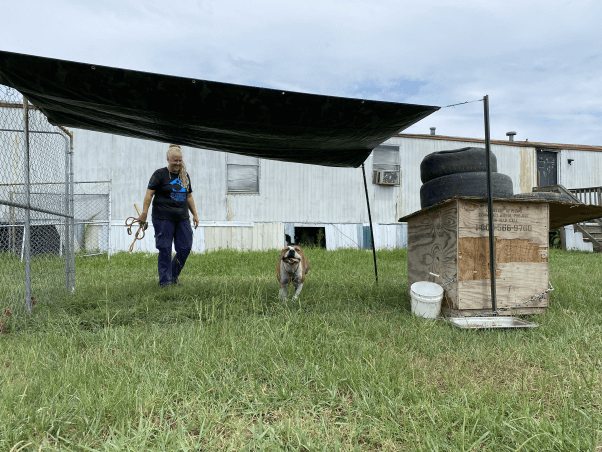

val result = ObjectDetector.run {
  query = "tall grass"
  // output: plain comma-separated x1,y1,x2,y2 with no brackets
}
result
0,248,601,451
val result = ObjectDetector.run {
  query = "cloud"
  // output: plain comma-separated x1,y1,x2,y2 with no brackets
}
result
1,0,601,144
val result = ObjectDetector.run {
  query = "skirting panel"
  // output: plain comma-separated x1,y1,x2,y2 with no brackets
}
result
108,221,407,253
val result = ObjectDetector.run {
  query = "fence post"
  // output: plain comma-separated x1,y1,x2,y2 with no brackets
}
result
23,96,32,313
64,134,70,288
483,94,497,313
9,191,15,253
69,136,75,291
108,180,112,259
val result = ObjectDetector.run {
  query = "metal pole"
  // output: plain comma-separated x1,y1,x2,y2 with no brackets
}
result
483,95,497,313
23,96,32,313
64,134,70,287
11,132,18,255
69,136,75,291
108,180,112,260
361,164,378,283
9,191,15,254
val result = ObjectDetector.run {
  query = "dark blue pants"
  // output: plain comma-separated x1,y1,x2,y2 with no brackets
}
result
152,218,193,286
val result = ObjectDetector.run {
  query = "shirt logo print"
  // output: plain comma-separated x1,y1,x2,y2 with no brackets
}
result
170,178,187,202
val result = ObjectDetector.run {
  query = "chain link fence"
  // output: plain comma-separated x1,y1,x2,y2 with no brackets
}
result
73,181,111,257
0,84,74,317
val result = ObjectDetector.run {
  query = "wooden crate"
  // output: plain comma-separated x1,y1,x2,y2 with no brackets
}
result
405,198,549,316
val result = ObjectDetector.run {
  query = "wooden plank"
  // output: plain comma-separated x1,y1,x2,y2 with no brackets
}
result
443,307,546,317
407,201,458,309
458,237,548,281
458,262,549,310
458,200,548,243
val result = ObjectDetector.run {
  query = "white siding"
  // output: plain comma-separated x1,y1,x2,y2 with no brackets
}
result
72,130,543,226
110,221,160,254
563,225,593,251
70,130,602,254
72,130,375,223
374,224,408,250
204,222,284,252
109,221,206,254
559,149,602,191
108,220,282,254
324,223,408,251
325,224,360,250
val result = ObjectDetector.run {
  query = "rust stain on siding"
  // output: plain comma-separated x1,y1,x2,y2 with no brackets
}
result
519,148,534,194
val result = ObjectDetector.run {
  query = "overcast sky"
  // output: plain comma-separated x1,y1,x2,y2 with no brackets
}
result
3,0,601,145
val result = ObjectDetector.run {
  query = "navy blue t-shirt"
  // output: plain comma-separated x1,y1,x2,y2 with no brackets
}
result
148,168,193,221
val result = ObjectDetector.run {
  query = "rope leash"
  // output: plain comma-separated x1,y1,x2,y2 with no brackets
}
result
125,203,148,252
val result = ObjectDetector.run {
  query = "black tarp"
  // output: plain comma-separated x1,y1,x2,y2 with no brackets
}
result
0,51,439,167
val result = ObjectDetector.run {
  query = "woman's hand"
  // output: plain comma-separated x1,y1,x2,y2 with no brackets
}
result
138,189,155,225
136,212,148,224
187,193,199,229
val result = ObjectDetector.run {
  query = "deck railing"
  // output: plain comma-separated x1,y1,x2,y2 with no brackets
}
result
568,186,602,206
569,186,602,250
533,184,602,250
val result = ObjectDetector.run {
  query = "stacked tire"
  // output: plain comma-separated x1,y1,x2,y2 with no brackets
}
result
419,147,514,209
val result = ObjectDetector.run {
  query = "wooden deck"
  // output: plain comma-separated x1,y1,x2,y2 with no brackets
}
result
533,185,602,250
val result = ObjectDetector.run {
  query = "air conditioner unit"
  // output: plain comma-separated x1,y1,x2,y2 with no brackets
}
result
375,170,399,185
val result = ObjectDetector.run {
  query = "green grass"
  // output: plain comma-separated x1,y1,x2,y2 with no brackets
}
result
1,248,601,451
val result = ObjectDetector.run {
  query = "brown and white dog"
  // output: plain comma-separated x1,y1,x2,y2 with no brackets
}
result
277,245,310,300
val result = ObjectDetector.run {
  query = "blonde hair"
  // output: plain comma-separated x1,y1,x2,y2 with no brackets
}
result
166,144,190,190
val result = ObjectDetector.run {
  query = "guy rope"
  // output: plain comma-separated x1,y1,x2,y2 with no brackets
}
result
125,203,148,252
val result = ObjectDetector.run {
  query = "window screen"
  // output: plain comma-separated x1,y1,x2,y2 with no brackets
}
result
372,145,400,171
227,154,260,194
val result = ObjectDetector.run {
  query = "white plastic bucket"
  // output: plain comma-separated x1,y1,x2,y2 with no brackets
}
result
410,281,444,319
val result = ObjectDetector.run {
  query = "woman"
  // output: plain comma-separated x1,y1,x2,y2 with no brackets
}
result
137,144,199,287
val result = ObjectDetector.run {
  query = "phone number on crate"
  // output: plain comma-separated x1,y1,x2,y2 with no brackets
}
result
476,224,532,232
